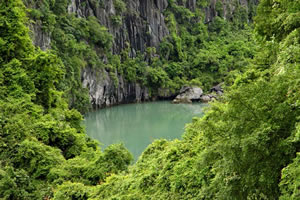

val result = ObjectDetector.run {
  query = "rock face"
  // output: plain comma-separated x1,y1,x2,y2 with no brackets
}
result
173,86,203,104
30,23,51,51
31,0,255,108
71,0,170,108
82,67,149,109
68,0,169,56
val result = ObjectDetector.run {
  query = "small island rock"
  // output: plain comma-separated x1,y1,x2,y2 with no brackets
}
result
172,86,203,103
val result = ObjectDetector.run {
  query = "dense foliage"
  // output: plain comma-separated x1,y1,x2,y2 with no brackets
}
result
0,0,299,199
113,0,257,94
0,1,132,199
22,0,257,112
89,0,300,199
23,0,116,113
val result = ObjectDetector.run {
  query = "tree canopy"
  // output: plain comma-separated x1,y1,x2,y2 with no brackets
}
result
0,0,299,199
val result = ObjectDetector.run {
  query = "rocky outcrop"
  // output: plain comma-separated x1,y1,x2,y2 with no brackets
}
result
200,83,224,102
30,23,51,51
67,0,169,56
205,0,259,23
65,0,255,56
68,0,254,108
200,94,217,102
30,0,256,108
172,84,224,104
82,67,149,109
173,86,203,104
71,0,170,107
200,95,212,103
210,83,224,96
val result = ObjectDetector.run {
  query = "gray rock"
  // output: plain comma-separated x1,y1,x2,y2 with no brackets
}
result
200,89,222,103
71,0,171,108
210,83,223,93
172,97,192,104
200,95,211,103
82,67,149,109
179,86,191,94
30,23,51,51
173,86,203,103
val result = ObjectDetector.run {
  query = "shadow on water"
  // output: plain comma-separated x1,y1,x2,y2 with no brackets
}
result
84,101,207,160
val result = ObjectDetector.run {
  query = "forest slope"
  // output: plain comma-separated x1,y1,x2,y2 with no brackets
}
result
91,0,300,199
0,0,299,200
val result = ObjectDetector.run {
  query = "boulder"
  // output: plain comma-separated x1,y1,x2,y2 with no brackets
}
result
172,97,192,104
208,94,217,99
172,86,203,103
179,86,191,94
210,83,223,93
200,95,211,103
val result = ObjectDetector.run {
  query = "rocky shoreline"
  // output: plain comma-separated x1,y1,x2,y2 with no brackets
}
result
172,84,223,104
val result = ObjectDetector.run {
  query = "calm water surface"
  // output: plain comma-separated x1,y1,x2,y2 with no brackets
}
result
84,101,207,159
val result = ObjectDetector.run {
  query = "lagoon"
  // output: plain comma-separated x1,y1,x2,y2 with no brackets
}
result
84,101,206,159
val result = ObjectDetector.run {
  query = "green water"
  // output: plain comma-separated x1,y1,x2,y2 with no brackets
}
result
84,101,207,159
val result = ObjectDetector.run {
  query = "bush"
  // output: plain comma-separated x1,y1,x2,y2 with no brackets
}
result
113,0,126,14
87,16,112,50
53,182,93,200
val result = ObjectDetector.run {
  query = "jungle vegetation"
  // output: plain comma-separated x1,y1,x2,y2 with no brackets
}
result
0,0,299,199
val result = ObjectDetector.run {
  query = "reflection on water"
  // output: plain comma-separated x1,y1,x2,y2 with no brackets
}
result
84,101,207,159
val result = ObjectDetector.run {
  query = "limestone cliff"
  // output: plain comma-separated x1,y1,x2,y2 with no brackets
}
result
67,0,169,56
82,67,149,109
30,0,258,109
67,0,170,108
66,0,257,55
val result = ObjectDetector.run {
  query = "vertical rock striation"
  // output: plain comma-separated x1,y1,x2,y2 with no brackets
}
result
82,67,149,109
31,0,256,109
67,0,170,108
67,0,169,56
